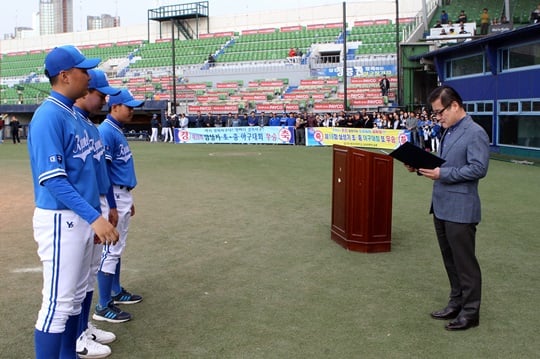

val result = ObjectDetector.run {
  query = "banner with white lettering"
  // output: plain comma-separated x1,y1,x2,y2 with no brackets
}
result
174,126,295,144
305,127,409,149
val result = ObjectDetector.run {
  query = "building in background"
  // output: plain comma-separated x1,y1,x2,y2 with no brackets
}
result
39,0,73,35
87,14,120,30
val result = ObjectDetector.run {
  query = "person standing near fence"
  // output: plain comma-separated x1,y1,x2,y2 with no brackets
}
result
150,114,159,142
10,115,21,143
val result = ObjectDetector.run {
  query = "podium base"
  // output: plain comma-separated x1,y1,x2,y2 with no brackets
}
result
331,230,391,253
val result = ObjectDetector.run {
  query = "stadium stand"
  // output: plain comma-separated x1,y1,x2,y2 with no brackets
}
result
2,0,537,108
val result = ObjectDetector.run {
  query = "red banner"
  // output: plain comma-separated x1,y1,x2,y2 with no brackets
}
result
242,28,276,35
350,99,385,106
256,103,300,112
217,82,239,89
313,103,345,111
280,25,303,32
188,105,239,113
259,80,284,87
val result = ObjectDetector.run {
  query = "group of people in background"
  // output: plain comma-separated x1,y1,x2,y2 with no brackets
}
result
434,6,518,36
147,109,443,151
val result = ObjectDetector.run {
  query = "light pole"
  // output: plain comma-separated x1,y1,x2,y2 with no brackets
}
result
395,0,400,106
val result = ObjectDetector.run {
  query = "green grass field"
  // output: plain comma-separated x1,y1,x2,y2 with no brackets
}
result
1,141,539,358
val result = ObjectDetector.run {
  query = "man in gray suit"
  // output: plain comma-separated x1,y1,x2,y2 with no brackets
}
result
410,85,490,331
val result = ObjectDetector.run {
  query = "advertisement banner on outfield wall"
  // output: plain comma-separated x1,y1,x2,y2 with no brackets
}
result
174,126,295,145
310,64,397,78
305,127,409,149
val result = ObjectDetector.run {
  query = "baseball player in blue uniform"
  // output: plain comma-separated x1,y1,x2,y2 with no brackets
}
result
94,89,144,324
73,69,121,358
28,45,119,359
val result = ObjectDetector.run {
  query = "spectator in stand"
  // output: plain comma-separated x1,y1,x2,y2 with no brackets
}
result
286,113,296,127
439,28,448,36
379,74,390,97
288,48,297,57
362,113,374,128
374,113,383,128
296,48,303,57
343,113,355,127
430,117,442,153
226,113,235,127
247,111,257,126
258,112,268,127
500,15,509,24
417,115,426,150
207,54,216,67
457,10,467,24
267,113,277,126
194,111,203,128
459,26,468,34
278,113,287,126
383,113,393,129
179,114,189,130
306,113,318,128
531,3,540,23
295,114,306,145
320,113,331,127
480,8,490,35
204,113,214,127
231,114,240,127
440,10,449,24
239,113,249,127
171,113,180,130
214,114,223,127
406,111,420,147
392,112,401,129
331,113,340,127
434,20,443,28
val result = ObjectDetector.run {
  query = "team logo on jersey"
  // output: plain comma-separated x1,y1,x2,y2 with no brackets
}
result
93,138,106,161
117,144,133,163
66,221,74,228
73,130,93,162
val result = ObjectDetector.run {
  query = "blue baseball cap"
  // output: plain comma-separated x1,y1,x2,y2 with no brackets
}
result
88,69,120,96
108,89,144,108
44,45,101,78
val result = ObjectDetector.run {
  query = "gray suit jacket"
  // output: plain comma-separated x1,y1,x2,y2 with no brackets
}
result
431,115,490,224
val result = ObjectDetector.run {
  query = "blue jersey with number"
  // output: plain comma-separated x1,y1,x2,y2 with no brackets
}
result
74,107,111,196
28,91,101,211
98,115,137,189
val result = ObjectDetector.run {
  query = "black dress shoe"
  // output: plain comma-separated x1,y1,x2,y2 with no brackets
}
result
445,316,479,331
430,306,461,320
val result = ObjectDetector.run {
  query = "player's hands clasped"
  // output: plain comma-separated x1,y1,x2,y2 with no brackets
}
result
91,216,120,245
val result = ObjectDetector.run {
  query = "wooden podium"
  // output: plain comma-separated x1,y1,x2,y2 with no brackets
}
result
331,145,393,253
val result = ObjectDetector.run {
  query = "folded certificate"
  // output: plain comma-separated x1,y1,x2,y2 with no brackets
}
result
389,141,445,169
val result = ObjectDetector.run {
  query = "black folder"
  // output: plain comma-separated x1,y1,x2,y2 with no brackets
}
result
389,141,445,169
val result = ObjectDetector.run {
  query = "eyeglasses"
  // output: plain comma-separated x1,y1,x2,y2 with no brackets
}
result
432,103,451,116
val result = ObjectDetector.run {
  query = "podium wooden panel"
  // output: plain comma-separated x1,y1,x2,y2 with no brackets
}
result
331,145,393,253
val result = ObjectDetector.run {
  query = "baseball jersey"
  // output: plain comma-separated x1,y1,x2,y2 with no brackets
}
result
98,115,137,189
28,91,101,220
74,107,111,196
